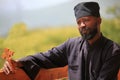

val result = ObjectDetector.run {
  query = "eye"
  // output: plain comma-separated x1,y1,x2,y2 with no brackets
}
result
77,21,81,25
83,18,90,23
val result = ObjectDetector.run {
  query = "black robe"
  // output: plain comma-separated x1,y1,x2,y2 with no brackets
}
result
19,35,120,80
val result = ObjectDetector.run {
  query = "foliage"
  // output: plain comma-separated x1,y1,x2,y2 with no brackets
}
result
104,3,120,44
101,19,120,44
0,19,120,68
2,24,79,60
106,4,120,19
0,38,4,67
7,23,27,38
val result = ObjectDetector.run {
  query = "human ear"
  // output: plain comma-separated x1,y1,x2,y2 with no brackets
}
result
97,17,101,24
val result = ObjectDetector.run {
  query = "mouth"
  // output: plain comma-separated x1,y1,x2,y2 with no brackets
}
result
81,28,89,34
82,29,87,34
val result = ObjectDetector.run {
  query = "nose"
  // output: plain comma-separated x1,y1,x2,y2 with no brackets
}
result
78,22,86,28
81,22,86,27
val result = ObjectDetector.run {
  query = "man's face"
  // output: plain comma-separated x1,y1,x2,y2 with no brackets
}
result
77,16,100,40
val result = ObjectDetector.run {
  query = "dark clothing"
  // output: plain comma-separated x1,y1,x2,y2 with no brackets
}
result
19,35,120,80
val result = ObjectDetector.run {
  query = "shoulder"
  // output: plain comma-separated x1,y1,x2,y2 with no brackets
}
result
111,41,120,54
104,36,120,49
66,37,83,45
103,36,120,55
63,36,83,49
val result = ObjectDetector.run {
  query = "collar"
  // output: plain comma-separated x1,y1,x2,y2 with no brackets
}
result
85,34,105,50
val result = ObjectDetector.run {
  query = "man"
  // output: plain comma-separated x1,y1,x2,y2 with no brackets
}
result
2,1,120,80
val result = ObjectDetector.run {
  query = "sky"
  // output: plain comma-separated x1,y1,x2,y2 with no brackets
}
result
20,0,70,10
0,0,71,36
0,0,70,12
0,0,120,36
0,0,119,14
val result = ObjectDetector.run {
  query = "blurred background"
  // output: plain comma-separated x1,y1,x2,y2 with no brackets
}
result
0,0,120,68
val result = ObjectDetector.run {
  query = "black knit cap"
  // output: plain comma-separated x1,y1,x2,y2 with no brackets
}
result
74,2,100,20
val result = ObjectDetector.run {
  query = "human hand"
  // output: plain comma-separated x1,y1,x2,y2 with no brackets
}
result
1,60,23,75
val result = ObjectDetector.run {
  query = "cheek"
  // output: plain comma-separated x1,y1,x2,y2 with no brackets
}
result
88,22,98,29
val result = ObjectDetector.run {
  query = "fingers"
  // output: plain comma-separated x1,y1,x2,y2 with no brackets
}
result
2,60,23,75
2,61,13,75
11,59,20,67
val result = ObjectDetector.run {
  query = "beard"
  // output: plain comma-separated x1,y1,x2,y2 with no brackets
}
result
79,22,98,40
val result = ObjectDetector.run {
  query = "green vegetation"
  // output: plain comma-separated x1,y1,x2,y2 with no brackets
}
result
101,18,120,44
0,18,120,68
0,23,80,68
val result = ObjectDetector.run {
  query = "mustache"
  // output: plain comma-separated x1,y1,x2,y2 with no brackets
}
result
80,27,90,31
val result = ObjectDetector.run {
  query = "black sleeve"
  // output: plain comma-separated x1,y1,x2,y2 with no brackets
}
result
97,44,120,80
18,40,69,80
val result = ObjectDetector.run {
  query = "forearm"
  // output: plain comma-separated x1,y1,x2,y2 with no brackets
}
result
15,60,24,68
